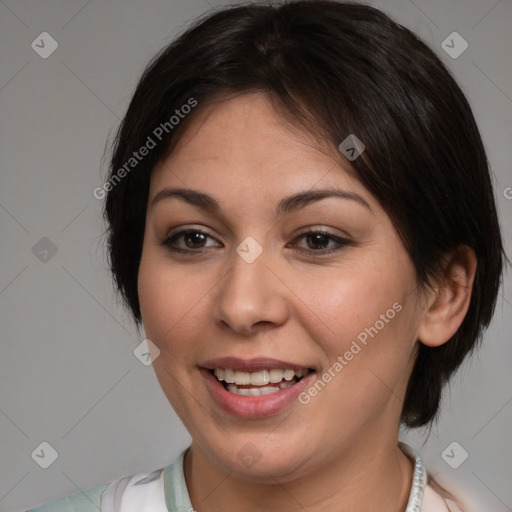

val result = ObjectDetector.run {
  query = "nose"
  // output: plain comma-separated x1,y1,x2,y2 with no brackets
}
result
213,247,290,336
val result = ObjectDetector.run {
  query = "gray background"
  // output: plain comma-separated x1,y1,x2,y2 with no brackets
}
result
0,0,510,511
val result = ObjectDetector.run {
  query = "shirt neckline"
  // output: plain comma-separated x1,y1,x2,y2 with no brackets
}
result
400,441,428,511
164,442,427,512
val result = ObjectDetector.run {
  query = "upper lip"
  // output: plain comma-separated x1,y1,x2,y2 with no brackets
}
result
201,357,313,372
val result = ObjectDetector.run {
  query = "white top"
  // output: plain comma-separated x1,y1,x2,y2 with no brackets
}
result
27,443,463,511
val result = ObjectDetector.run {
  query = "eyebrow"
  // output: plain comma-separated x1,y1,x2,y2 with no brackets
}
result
150,187,372,215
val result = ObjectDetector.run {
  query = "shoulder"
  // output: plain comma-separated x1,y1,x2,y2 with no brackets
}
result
25,448,191,512
422,481,465,512
25,467,167,512
25,483,108,512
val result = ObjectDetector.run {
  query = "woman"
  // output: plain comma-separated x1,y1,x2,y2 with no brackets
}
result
27,1,505,510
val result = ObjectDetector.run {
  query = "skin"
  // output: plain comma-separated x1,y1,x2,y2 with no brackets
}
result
137,92,476,512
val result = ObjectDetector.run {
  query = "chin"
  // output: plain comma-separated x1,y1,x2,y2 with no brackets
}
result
201,431,318,482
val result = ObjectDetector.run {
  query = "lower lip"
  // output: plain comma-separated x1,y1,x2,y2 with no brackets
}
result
200,368,316,418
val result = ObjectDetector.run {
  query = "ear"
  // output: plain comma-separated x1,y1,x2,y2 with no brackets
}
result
417,245,477,348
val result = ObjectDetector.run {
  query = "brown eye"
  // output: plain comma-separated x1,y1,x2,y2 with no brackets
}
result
162,229,220,252
304,233,331,250
183,232,208,248
292,230,352,255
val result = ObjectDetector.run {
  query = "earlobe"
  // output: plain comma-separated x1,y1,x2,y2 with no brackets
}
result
417,245,477,348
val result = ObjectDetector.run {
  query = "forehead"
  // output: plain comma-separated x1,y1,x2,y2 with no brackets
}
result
149,93,372,209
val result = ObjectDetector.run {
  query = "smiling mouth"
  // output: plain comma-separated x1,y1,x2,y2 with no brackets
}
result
210,368,312,396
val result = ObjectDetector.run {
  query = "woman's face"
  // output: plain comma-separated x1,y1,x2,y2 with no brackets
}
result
138,92,427,480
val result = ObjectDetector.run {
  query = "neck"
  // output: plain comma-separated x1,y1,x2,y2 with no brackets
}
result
184,430,413,512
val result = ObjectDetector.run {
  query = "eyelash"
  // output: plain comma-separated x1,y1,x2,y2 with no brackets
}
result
160,228,352,256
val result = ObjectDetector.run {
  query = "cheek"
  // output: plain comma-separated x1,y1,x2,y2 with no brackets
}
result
293,262,410,354
293,257,419,419
138,252,184,348
297,276,416,421
137,250,215,358
137,254,199,410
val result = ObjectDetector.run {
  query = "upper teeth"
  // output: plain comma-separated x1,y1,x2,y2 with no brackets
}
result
213,368,309,386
